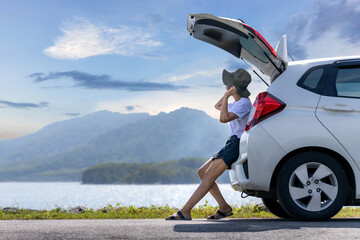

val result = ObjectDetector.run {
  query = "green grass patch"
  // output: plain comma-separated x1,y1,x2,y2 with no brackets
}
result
334,207,360,218
1,203,360,220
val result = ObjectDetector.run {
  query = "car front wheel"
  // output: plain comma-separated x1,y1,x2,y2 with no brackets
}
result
276,152,348,221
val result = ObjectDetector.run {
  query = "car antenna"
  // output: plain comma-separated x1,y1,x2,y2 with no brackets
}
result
241,57,269,86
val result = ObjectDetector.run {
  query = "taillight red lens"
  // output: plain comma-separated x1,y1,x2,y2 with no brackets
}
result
245,92,286,131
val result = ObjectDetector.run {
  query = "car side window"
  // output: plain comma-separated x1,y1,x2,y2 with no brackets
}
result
335,67,360,98
302,69,324,89
297,66,329,94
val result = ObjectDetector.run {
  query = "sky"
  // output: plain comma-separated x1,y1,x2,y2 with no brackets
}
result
1,0,360,139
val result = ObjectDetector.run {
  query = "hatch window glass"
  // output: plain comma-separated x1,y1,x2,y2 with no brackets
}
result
335,67,360,98
238,36,269,63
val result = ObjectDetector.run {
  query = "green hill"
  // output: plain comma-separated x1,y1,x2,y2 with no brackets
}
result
82,158,230,184
0,108,230,181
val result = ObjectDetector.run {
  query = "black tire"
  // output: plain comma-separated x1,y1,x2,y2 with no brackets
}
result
262,198,292,219
277,152,348,221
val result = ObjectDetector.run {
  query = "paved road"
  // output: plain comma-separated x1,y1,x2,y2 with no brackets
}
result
1,218,360,239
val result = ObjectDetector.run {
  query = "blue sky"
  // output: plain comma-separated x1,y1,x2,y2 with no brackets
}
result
1,0,360,139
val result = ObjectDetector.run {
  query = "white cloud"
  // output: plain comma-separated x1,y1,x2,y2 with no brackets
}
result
94,67,267,119
285,0,360,60
141,53,167,60
303,30,360,58
166,67,223,83
346,0,360,10
44,18,163,59
194,68,223,77
168,74,194,82
95,87,224,118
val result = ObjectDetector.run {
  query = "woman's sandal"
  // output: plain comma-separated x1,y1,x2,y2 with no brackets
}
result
207,209,233,220
165,211,192,220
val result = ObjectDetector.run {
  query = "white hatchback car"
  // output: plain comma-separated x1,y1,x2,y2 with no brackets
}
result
187,13,360,220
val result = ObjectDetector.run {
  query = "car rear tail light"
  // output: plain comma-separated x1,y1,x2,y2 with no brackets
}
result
245,92,286,131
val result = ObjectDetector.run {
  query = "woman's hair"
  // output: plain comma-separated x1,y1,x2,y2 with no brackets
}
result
234,86,239,96
228,85,245,97
235,86,243,96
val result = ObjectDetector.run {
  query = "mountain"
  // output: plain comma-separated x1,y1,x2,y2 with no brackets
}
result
0,108,230,181
0,111,149,166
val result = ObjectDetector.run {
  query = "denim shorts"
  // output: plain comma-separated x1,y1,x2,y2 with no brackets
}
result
212,135,240,169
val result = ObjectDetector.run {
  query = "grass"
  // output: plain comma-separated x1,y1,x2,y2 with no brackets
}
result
0,203,359,220
335,207,360,218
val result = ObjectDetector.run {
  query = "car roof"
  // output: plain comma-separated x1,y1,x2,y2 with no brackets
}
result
288,56,360,67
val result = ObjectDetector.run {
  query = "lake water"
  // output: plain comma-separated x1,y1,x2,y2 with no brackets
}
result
0,182,261,210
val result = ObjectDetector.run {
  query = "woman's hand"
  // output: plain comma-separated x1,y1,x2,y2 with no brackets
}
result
225,86,236,97
219,86,239,123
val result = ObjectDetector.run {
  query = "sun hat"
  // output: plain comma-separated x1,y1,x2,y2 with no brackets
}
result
222,68,251,97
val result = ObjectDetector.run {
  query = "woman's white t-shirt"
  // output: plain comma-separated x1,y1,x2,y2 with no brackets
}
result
228,98,252,138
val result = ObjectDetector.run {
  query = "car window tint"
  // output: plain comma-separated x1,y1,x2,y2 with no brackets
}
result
238,36,269,63
297,66,328,95
336,68,360,98
302,69,324,89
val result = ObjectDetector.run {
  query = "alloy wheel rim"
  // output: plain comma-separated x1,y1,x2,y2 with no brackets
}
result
288,162,338,212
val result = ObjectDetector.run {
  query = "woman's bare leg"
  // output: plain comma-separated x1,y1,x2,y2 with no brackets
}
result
178,159,229,217
198,158,232,213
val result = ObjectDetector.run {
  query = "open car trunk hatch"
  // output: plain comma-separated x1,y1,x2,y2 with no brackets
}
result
187,14,287,78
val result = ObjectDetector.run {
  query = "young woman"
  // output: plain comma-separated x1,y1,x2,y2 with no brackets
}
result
165,68,253,220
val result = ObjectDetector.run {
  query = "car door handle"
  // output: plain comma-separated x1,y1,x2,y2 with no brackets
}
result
323,104,354,112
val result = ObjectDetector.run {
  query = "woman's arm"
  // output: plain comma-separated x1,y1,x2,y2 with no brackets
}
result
219,87,239,123
214,96,224,111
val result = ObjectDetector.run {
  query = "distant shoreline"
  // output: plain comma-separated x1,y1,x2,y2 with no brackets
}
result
81,158,230,184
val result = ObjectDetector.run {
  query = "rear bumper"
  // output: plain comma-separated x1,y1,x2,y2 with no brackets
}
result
229,125,286,193
229,153,248,191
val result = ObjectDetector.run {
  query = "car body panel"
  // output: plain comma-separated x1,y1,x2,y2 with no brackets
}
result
316,64,360,170
316,96,360,164
230,124,287,192
230,56,360,199
187,13,286,76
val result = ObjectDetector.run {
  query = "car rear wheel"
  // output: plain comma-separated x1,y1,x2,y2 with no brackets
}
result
276,152,348,221
262,198,292,219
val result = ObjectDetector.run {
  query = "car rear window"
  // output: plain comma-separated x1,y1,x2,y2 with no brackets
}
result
238,36,269,63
